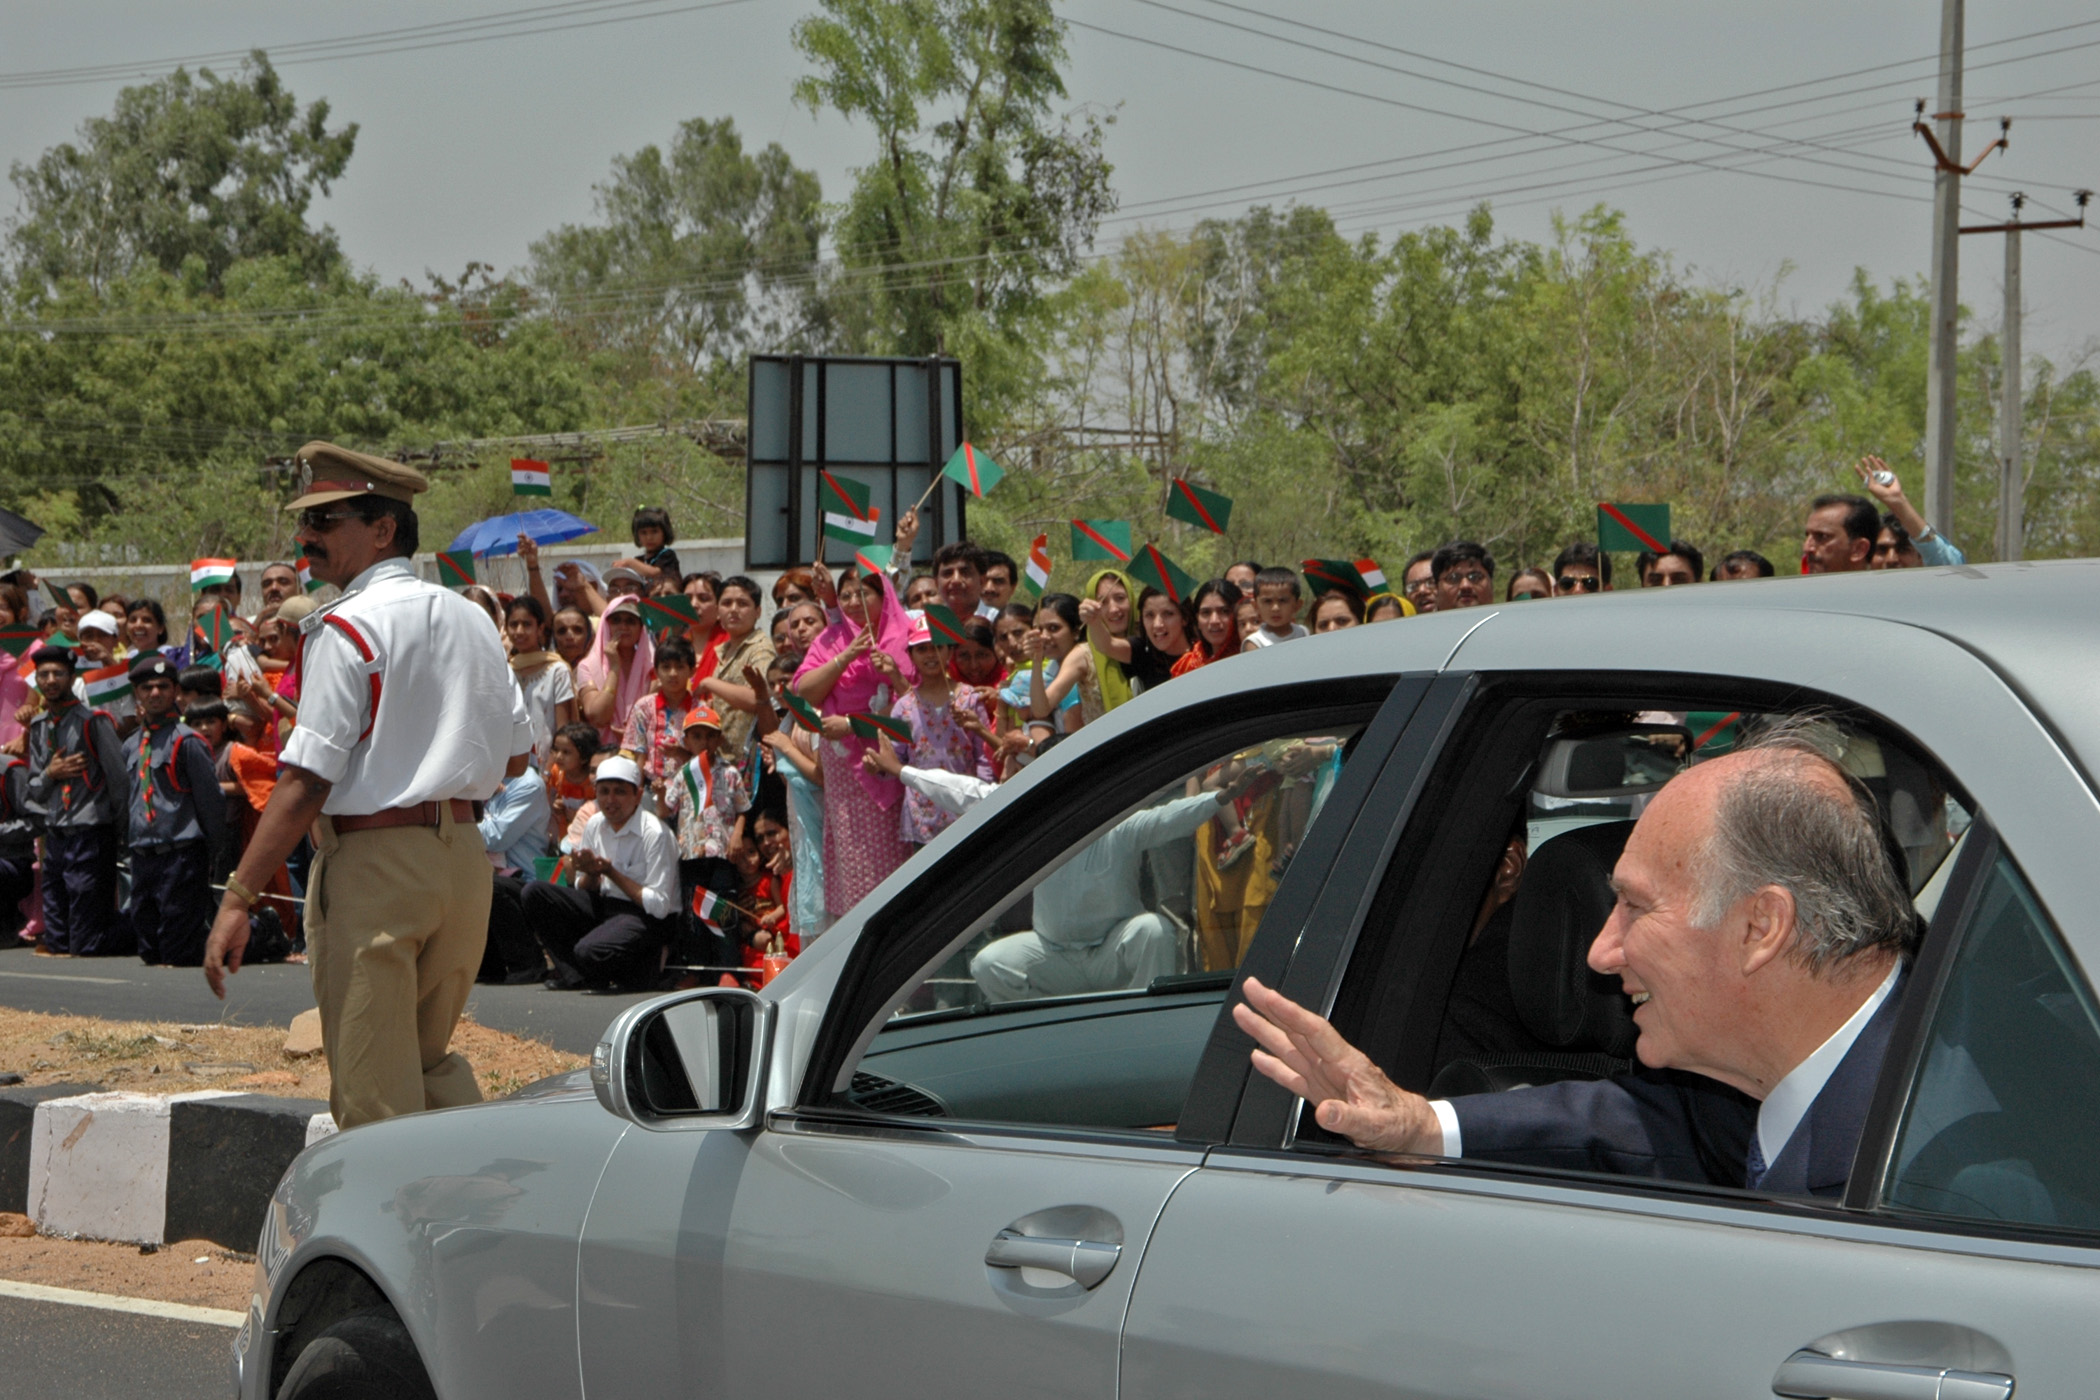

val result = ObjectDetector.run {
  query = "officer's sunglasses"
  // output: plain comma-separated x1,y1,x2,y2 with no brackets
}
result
1555,574,1601,592
297,507,362,533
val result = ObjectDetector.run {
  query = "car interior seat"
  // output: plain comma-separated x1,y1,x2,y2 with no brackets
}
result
1428,820,1640,1097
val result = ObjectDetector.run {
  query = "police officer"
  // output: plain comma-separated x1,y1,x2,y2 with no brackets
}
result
125,654,227,966
204,442,532,1129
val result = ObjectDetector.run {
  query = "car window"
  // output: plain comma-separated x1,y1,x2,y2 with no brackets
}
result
843,724,1362,1132
1883,849,2100,1233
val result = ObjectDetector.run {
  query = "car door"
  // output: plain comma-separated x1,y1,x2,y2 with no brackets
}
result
1123,637,2100,1400
576,673,1427,1399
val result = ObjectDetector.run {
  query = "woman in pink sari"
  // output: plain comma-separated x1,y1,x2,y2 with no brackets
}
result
574,596,655,748
793,564,917,919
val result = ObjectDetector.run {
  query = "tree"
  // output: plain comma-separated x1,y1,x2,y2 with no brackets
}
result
5,52,357,296
792,0,1115,420
528,117,825,395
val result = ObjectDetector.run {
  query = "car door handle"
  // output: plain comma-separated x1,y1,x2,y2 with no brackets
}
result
984,1229,1122,1289
1772,1349,2014,1400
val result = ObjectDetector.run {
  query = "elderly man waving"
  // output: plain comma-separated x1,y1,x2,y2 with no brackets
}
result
1236,725,1918,1197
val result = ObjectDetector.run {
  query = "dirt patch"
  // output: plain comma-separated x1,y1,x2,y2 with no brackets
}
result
0,1007,585,1103
0,1219,254,1312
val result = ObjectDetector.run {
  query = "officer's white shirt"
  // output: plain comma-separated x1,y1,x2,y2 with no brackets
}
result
577,806,679,918
282,557,532,816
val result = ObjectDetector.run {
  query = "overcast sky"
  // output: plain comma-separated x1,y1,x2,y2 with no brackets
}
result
5,1,2096,362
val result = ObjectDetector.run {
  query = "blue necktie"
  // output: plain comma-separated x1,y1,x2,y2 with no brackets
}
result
1745,1134,1769,1189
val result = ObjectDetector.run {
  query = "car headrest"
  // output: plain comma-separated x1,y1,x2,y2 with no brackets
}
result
1506,820,1639,1058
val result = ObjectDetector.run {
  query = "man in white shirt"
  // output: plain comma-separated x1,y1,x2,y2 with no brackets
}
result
1234,725,1917,1198
521,756,681,990
202,441,532,1129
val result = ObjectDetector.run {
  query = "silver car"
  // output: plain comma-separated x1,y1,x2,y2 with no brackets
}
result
237,562,2100,1400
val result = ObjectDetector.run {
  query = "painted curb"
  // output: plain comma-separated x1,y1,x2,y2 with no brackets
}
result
11,1088,333,1251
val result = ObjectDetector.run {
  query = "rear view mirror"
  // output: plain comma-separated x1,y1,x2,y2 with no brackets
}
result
1533,725,1691,800
592,988,772,1130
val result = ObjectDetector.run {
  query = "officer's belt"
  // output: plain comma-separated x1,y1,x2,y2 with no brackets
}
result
333,799,481,834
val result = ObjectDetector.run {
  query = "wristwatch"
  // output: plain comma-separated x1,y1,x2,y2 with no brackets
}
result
223,875,259,908
1916,524,1940,543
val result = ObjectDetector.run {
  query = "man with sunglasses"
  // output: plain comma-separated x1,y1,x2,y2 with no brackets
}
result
203,442,533,1130
1551,540,1612,598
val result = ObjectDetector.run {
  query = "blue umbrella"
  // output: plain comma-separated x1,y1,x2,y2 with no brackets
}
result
449,508,599,557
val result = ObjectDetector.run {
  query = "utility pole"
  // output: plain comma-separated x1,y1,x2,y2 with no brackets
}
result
1960,190,2091,560
1921,0,1964,535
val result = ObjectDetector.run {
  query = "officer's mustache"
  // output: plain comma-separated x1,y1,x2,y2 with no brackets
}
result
303,543,327,563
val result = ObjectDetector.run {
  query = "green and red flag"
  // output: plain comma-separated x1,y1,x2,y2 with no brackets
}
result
849,711,912,745
1070,520,1132,564
191,608,237,658
1597,502,1672,554
941,442,1005,498
821,471,881,545
510,458,553,496
853,542,894,578
1165,478,1233,535
637,593,698,637
1302,559,1367,598
781,691,824,733
1022,534,1051,598
920,602,969,645
437,549,476,588
1128,542,1197,603
0,626,38,658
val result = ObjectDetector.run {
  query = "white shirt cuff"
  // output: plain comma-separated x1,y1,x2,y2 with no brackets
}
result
1429,1099,1462,1159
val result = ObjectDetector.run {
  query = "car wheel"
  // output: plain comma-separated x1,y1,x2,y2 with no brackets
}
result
278,1314,438,1400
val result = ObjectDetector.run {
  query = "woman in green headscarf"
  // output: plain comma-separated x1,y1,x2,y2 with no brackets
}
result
1076,567,1136,722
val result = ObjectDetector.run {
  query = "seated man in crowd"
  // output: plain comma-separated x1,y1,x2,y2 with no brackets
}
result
1235,726,1914,1197
522,755,679,990
479,748,551,984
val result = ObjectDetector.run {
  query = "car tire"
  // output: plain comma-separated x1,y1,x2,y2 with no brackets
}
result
278,1314,438,1400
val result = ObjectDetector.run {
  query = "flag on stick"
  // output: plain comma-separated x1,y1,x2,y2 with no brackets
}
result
1354,558,1387,592
294,545,325,594
437,549,476,588
920,603,968,644
1022,534,1051,598
821,471,881,544
191,609,237,659
1165,479,1233,534
853,543,894,578
510,458,553,496
190,558,238,592
694,887,725,930
637,593,698,636
1301,559,1367,598
849,712,912,745
1070,520,1132,564
1596,502,1672,554
782,691,824,733
0,626,37,658
81,662,132,707
941,442,1005,498
1128,542,1197,603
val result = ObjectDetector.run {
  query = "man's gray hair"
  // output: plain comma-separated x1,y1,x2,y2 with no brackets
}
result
1689,717,1917,972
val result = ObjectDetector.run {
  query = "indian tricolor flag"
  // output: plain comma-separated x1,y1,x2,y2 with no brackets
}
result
1355,558,1387,592
510,458,553,497
190,558,238,592
296,554,323,593
693,887,725,930
821,471,880,545
82,662,132,707
1023,533,1051,598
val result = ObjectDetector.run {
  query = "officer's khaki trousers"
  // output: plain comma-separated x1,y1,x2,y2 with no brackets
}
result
308,806,492,1129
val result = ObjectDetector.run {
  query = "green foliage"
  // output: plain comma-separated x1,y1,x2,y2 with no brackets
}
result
528,116,826,398
5,53,356,295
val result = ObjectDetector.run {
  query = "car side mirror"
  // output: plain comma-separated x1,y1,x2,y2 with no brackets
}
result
591,988,772,1130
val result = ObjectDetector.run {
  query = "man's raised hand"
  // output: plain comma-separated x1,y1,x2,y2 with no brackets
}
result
1233,976,1445,1155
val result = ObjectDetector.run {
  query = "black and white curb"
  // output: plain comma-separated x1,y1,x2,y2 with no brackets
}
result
1,1085,335,1250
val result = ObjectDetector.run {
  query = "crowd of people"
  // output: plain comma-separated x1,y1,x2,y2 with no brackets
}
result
0,454,1961,994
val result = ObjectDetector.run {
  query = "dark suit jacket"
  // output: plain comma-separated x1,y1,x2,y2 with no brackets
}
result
1450,979,1904,1197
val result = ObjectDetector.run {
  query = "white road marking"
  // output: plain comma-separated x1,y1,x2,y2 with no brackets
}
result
0,970,130,986
0,1277,244,1327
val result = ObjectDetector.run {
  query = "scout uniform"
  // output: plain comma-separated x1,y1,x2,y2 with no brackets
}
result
23,648,132,955
0,755,36,935
124,655,229,966
270,443,533,1128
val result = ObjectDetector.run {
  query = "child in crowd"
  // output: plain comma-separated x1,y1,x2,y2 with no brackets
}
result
218,696,301,952
1242,567,1308,650
875,614,996,846
123,656,227,966
950,617,1005,689
546,722,599,848
661,706,752,968
1016,593,1086,737
177,665,224,714
622,634,697,809
1235,593,1261,645
628,506,680,585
